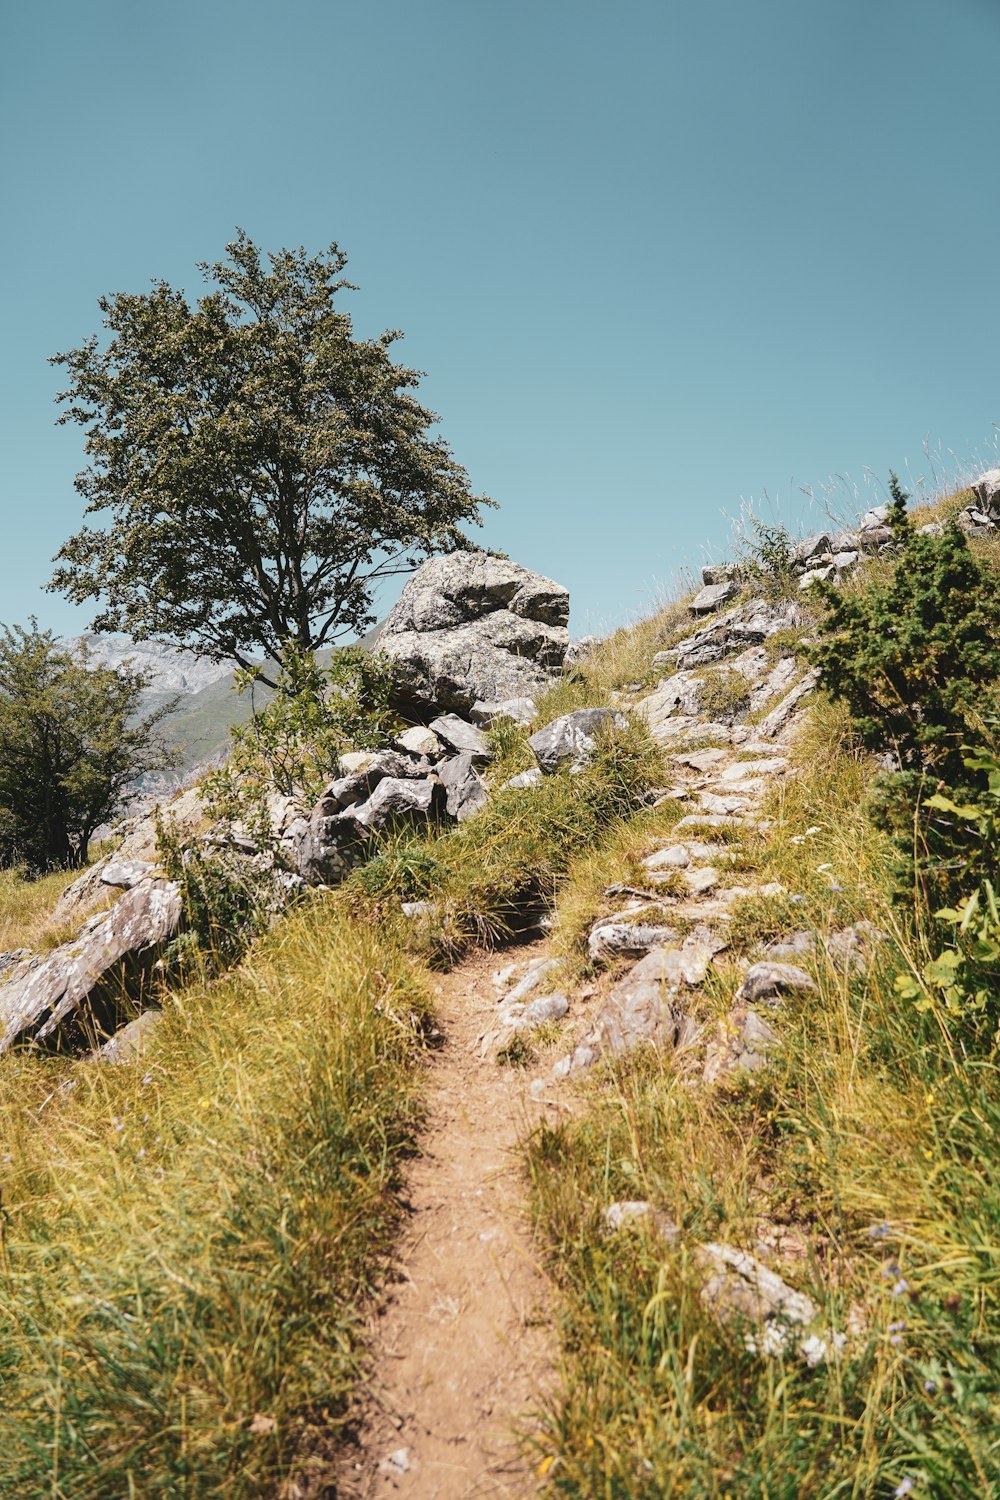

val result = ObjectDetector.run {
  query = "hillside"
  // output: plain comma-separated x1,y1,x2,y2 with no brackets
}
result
2,477,1000,1498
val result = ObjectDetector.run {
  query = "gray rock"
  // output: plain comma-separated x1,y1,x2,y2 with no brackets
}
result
0,878,183,1054
592,947,689,1055
522,991,569,1025
696,1242,830,1363
314,750,425,815
529,707,629,775
428,713,491,759
833,550,859,570
0,948,32,983
799,565,835,590
690,580,739,614
470,697,538,727
99,859,156,889
500,956,562,1003
826,920,886,976
859,504,890,530
791,533,832,567
342,775,444,833
858,525,894,552
971,467,1000,516
672,599,805,671
394,725,442,758
502,767,544,791
703,1006,780,1083
916,521,945,538
588,917,678,963
755,670,819,738
673,747,729,772
763,931,817,963
436,752,488,821
93,1008,161,1064
564,635,600,666
701,564,736,587
736,962,816,1006
380,551,569,712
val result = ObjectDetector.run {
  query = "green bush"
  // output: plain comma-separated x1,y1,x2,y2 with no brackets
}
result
203,643,393,847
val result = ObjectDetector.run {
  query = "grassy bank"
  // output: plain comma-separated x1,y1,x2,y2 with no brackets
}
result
523,596,1000,1496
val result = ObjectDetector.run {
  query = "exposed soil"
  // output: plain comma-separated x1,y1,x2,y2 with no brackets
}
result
342,945,560,1500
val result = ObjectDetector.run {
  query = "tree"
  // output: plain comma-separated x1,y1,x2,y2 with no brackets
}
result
49,232,493,684
0,624,177,871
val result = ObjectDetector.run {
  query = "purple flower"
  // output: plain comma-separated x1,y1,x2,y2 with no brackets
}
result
923,1380,936,1394
868,1222,891,1240
894,1479,915,1498
892,1278,910,1296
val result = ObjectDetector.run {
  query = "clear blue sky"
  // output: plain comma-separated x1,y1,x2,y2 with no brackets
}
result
2,0,998,640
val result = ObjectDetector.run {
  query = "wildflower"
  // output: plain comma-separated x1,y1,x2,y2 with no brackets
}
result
890,1334,903,1346
141,1072,153,1086
892,1278,909,1296
790,894,805,904
894,1479,915,1497
923,1380,937,1394
868,1222,891,1239
828,883,845,891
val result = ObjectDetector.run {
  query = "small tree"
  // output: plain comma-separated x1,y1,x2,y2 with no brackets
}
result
0,624,177,871
49,232,493,684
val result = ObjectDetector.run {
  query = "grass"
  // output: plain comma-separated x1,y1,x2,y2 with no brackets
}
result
0,897,432,1497
0,865,98,954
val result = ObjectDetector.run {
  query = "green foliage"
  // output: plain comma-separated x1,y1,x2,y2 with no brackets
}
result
887,469,912,542
49,231,493,679
156,821,278,973
896,747,1000,1038
697,666,751,722
0,621,176,871
202,643,393,848
736,515,794,597
809,522,1000,779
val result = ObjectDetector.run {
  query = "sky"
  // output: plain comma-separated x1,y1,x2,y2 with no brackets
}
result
1,0,999,641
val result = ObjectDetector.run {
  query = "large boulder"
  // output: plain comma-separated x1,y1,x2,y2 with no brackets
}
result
529,707,628,774
0,878,183,1054
380,551,569,713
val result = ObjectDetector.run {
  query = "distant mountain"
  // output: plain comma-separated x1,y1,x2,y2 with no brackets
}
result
71,635,236,696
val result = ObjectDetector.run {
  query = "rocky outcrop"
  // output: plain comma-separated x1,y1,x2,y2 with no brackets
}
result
528,708,629,775
0,878,183,1054
380,551,569,713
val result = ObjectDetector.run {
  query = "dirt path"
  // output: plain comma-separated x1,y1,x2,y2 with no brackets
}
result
345,946,558,1500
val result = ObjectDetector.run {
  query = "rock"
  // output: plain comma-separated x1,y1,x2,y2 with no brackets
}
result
689,580,739,614
736,962,816,1006
916,521,945,538
401,900,437,918
342,775,444,833
529,708,628,775
0,949,32,983
673,747,728,772
764,931,817,963
436,752,488,821
833,550,859,570
698,792,747,816
703,1006,780,1083
749,657,800,712
53,786,204,925
588,916,678,963
394,725,443,758
716,757,788,782
564,635,600,666
501,767,544,791
672,599,805,671
634,672,704,728
643,844,692,870
791,533,832,567
755,670,819,738
858,525,894,552
99,859,156,889
380,551,569,713
521,991,569,1025
338,750,377,776
500,956,562,1003
93,1008,161,1064
701,564,736,587
685,866,721,895
799,565,835,590
826,920,886,976
859,504,890,530
696,1243,830,1363
0,878,183,1054
971,467,1000,515
314,750,428,815
428,713,491,759
604,1200,681,1242
470,696,538,727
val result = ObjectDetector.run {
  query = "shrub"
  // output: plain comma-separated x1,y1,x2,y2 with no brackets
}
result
203,642,393,847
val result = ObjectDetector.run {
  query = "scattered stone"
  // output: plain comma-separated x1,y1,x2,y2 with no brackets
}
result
591,946,689,1055
378,1447,412,1478
696,1242,827,1362
588,916,678,963
93,1009,161,1064
703,1006,780,1083
436,752,488,821
501,956,562,1004
701,564,736,587
380,551,569,713
428,713,491,759
673,747,728,772
401,901,436,918
343,775,443,832
716,757,788,783
470,696,538,727
643,844,691,870
564,635,600,666
792,533,833,567
799,565,835,590
689,580,739,613
604,1200,681,1241
685,867,720,895
763,931,817,963
338,749,377,776
698,792,747,816
529,707,629,775
501,767,544,791
394,725,443,758
826,920,887,976
755,670,819,739
735,962,816,1006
